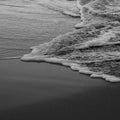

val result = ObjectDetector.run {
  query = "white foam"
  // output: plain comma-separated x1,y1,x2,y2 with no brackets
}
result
21,22,120,83
91,73,120,82
76,0,120,27
21,0,120,83
79,30,117,49
21,52,120,82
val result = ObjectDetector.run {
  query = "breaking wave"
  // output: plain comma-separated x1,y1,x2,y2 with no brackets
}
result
22,0,120,82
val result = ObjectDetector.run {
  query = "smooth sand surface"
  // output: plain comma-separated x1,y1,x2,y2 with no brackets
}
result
0,1,120,120
0,60,120,120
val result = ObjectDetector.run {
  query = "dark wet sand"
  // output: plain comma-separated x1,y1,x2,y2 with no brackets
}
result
0,60,120,120
0,1,120,119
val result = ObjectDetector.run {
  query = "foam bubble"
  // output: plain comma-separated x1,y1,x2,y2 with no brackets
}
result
76,0,120,27
21,0,120,82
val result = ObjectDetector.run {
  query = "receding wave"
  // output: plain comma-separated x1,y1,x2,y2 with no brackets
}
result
22,0,120,82
21,21,120,82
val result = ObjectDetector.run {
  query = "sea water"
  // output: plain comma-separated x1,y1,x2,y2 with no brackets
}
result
1,0,120,82
21,0,120,82
0,0,80,59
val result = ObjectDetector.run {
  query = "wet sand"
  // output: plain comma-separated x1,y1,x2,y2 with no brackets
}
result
0,1,120,120
0,60,120,120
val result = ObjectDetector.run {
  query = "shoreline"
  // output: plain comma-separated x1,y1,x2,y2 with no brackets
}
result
0,0,120,119
22,54,120,82
0,59,120,119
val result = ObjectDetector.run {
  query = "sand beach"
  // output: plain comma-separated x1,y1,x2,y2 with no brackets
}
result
0,0,120,120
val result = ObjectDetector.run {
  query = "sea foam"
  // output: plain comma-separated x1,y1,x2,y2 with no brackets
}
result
22,0,120,82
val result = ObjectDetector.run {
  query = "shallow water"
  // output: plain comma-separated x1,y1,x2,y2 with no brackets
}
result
21,0,120,82
0,0,80,59
0,1,120,119
1,0,120,81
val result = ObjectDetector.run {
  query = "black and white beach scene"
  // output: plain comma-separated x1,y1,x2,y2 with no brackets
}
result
0,0,120,119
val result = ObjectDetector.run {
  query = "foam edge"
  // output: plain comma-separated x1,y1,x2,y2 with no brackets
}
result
21,53,120,82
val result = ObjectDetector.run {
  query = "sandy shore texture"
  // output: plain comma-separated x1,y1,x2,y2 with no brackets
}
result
0,60,120,120
22,0,120,82
0,0,120,120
